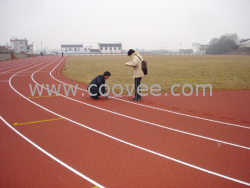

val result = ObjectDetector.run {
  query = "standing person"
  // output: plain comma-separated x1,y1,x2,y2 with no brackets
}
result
87,71,111,100
62,52,63,58
125,49,144,101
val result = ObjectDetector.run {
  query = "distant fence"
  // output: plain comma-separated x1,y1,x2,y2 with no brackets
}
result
0,53,32,61
0,51,14,54
0,52,205,61
61,53,205,56
0,53,11,61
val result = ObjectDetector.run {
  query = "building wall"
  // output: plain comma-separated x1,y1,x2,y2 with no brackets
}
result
99,46,122,53
12,40,25,53
197,45,209,53
26,45,33,54
239,40,250,48
192,43,209,53
61,46,92,53
11,40,33,54
61,47,84,51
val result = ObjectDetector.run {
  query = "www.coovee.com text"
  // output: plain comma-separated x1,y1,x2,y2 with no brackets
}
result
29,83,212,97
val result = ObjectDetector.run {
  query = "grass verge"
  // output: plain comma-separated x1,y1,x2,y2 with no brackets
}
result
61,55,250,94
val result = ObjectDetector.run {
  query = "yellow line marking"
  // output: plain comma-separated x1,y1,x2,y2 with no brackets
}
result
14,118,64,126
92,187,99,188
28,95,60,98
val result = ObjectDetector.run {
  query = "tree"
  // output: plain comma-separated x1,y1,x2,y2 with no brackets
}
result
206,33,239,54
209,38,219,45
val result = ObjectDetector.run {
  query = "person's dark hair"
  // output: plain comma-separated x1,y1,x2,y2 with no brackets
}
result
127,49,135,56
103,71,111,77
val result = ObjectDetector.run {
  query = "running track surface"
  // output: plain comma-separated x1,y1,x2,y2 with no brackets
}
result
0,56,250,188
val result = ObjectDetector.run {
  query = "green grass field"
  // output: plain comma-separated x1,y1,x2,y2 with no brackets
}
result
61,55,250,94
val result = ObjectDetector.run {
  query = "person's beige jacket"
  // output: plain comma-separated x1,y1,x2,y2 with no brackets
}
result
125,51,144,78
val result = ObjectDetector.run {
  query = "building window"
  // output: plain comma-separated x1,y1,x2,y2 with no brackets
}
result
20,42,23,44
101,47,103,50
119,47,121,50
105,47,107,50
110,47,112,50
69,48,71,50
114,47,116,50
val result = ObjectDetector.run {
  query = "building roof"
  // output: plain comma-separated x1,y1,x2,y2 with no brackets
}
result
240,39,250,43
61,44,83,48
10,38,28,42
98,43,122,47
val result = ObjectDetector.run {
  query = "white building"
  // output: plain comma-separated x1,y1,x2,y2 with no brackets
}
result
61,44,93,53
10,38,33,54
192,43,210,53
239,39,250,48
98,43,122,54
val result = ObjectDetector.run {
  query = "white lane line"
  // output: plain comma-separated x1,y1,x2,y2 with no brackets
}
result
0,57,52,75
0,72,22,74
4,57,105,187
14,75,31,76
111,97,250,128
0,60,25,67
0,61,42,74
111,95,130,98
29,64,250,150
50,61,250,130
0,60,39,70
0,62,27,71
9,65,250,187
0,116,105,188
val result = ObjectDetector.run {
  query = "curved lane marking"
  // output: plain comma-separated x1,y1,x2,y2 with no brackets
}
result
52,60,250,130
0,116,105,188
3,57,105,188
31,61,250,151
8,57,250,186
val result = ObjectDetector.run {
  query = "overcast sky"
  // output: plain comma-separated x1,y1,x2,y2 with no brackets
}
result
0,0,249,51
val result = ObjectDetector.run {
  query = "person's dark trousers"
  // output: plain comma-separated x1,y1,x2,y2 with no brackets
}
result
134,77,142,100
89,87,101,99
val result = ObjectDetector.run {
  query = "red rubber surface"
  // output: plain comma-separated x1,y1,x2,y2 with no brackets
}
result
0,56,250,187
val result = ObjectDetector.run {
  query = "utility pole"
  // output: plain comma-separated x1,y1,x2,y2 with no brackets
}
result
32,42,34,53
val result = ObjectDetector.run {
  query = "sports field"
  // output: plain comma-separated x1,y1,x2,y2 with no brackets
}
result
61,55,250,94
1,56,250,187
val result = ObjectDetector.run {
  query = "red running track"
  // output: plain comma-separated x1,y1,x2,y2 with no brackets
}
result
0,56,250,188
